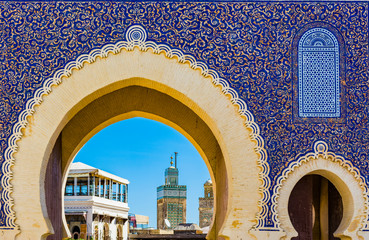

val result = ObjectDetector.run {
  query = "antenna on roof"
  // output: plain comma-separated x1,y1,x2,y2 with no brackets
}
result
174,152,178,169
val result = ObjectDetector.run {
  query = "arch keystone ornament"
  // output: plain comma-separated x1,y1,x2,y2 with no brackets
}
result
1,25,271,239
273,141,369,239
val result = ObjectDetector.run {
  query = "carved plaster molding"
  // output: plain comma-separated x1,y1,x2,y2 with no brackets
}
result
272,141,369,231
1,25,271,230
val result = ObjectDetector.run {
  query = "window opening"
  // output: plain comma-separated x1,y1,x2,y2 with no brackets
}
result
298,28,340,118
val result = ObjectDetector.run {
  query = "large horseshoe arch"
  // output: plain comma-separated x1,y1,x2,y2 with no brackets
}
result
7,40,263,239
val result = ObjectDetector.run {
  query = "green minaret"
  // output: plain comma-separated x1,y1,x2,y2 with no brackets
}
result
157,152,187,229
165,155,179,185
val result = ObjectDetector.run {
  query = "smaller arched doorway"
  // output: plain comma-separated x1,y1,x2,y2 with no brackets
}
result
72,226,80,240
117,225,123,240
104,223,110,240
276,141,368,240
288,174,343,240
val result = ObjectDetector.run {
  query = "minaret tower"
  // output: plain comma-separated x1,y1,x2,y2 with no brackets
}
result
199,179,214,228
157,153,187,229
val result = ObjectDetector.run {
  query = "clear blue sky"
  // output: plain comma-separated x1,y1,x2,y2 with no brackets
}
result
73,117,210,228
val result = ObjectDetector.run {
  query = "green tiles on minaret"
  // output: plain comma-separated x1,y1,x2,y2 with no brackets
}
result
165,155,179,186
157,153,187,229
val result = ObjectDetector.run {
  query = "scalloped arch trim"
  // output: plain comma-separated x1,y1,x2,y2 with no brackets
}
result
272,140,369,231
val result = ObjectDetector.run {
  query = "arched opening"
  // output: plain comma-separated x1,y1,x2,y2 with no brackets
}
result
11,49,261,239
104,223,110,240
44,84,225,239
288,174,343,240
117,225,123,240
63,117,212,238
276,142,367,240
72,226,80,240
64,214,86,240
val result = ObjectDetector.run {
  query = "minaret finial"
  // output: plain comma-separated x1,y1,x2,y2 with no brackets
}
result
174,152,178,169
170,156,173,166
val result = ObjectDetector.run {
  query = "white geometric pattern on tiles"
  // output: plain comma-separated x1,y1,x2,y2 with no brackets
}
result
298,28,340,118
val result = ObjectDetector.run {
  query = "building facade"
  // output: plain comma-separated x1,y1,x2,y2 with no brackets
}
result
1,1,369,239
157,155,187,229
198,180,214,229
129,214,150,230
64,162,129,240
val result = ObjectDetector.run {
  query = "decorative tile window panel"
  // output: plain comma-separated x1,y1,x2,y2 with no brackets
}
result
298,28,340,118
